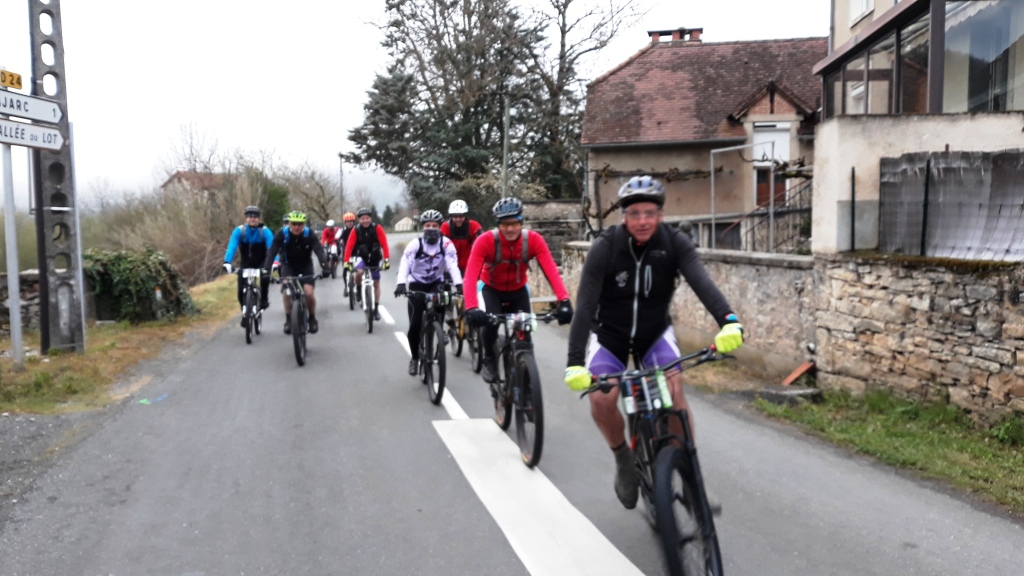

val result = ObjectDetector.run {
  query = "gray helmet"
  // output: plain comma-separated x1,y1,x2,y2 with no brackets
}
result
356,207,372,217
617,176,665,209
491,197,523,221
244,205,261,217
419,209,444,224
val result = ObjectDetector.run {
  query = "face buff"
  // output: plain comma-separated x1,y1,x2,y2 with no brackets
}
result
423,228,441,245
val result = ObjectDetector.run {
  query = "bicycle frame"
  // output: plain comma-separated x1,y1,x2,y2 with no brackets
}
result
358,266,381,313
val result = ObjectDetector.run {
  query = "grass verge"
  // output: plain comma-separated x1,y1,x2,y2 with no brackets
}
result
0,275,237,414
755,389,1024,515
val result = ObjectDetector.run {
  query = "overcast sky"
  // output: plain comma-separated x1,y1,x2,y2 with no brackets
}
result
0,0,829,212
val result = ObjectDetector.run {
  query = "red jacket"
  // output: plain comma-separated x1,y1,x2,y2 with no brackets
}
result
343,222,390,261
440,219,482,271
464,229,569,310
321,226,340,247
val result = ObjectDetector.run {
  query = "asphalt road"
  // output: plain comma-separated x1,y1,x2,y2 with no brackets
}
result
1,232,1022,575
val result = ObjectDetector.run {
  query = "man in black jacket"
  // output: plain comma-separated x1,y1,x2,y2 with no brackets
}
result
264,211,328,334
563,176,745,509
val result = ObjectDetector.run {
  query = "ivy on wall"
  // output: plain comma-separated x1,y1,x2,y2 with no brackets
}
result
83,248,196,323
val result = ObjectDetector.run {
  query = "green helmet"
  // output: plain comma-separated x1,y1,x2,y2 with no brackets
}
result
287,210,307,223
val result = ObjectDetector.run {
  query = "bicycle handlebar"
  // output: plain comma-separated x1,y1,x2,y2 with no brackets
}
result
581,347,723,398
484,311,556,325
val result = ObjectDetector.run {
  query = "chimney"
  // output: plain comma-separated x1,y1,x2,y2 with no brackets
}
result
672,30,683,41
689,29,703,42
648,27,703,43
650,32,661,43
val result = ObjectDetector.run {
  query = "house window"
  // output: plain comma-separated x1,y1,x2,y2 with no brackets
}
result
824,70,842,119
844,54,868,114
899,12,930,113
943,0,1024,113
868,33,897,114
851,0,876,24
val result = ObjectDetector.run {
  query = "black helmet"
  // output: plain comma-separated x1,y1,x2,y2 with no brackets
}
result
244,205,261,217
419,209,444,224
617,176,665,209
491,197,523,221
356,207,372,217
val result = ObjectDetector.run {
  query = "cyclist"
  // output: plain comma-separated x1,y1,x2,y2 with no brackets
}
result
321,219,342,276
223,205,274,327
335,212,357,295
263,211,329,334
463,197,574,384
439,199,482,276
343,207,390,321
394,210,464,376
562,175,744,510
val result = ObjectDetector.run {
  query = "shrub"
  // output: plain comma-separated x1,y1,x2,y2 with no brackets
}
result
83,248,197,323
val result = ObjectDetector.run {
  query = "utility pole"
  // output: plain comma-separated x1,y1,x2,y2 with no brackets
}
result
337,152,345,215
502,96,510,198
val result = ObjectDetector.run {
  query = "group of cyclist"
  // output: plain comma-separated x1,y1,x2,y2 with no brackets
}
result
223,175,746,510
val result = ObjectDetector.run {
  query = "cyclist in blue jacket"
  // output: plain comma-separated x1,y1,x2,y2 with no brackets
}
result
224,205,274,327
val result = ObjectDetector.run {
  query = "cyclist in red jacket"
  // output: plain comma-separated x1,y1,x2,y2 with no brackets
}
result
463,197,574,383
439,199,482,276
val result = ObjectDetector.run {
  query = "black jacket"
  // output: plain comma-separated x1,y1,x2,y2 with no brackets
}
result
566,223,734,367
263,226,327,272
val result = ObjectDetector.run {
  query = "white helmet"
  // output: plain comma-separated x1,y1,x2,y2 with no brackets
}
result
448,199,469,215
326,219,335,227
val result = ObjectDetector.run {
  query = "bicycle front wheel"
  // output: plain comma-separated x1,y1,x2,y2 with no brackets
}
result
348,276,355,310
514,353,544,468
365,285,374,333
291,300,306,366
653,446,723,576
244,288,255,345
426,321,446,405
469,326,483,373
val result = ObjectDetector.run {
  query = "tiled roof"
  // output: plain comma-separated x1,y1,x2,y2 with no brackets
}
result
160,171,238,191
582,37,828,146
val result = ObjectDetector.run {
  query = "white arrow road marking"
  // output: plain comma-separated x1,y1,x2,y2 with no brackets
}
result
394,331,468,420
435,419,646,576
378,305,395,325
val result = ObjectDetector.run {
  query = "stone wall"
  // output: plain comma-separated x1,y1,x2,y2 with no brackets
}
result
815,254,1024,422
556,241,815,376
0,271,43,336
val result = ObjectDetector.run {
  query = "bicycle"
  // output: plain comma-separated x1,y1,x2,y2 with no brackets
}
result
445,290,479,366
327,245,341,279
485,310,555,468
280,275,317,367
581,347,725,576
238,268,264,345
359,265,382,333
404,289,450,405
345,260,357,310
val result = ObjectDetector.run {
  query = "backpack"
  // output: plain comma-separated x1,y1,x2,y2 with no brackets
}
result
414,237,451,261
492,229,529,266
282,226,311,245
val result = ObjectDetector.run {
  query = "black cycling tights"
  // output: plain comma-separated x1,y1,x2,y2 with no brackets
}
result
480,286,531,361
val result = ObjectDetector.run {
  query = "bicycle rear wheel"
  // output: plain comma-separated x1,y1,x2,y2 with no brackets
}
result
514,353,544,468
254,304,262,335
331,260,337,279
425,321,446,405
291,300,306,366
653,446,723,576
244,288,255,345
348,276,356,310
448,324,463,357
493,340,512,430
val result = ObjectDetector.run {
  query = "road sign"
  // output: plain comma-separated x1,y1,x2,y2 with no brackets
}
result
0,70,22,90
0,118,64,151
0,92,62,124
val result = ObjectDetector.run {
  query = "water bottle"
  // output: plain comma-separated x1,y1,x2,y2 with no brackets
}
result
656,371,673,409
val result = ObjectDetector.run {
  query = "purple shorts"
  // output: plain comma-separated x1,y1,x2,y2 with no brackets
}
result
354,258,381,280
585,327,680,375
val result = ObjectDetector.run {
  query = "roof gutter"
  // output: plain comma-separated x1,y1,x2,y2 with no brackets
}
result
813,0,928,76
582,137,747,150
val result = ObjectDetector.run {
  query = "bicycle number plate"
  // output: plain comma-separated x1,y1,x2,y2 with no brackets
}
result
506,312,537,332
242,269,261,279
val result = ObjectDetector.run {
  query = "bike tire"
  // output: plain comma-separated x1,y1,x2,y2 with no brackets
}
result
348,277,356,310
493,338,512,430
291,300,306,366
331,261,337,279
426,321,447,405
254,305,262,335
514,353,544,468
244,289,255,345
365,284,374,333
470,326,483,373
633,419,660,531
653,446,723,576
449,325,463,357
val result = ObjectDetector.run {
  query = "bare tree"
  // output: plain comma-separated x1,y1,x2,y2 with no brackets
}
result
279,163,339,223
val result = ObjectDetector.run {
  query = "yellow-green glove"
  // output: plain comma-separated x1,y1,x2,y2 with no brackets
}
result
715,323,744,354
564,366,592,392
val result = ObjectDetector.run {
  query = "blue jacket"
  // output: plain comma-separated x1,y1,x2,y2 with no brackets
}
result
224,224,274,268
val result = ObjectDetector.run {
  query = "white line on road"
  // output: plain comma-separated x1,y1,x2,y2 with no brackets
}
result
378,305,395,325
393,331,468,420
434,419,645,576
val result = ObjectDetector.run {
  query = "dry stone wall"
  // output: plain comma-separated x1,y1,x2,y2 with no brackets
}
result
815,255,1024,421
0,271,42,336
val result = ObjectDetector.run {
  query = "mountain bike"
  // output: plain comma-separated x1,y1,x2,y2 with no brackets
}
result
447,291,480,367
582,347,725,576
327,244,340,279
486,310,555,468
280,275,317,367
360,265,382,333
345,259,357,310
405,289,450,405
239,268,263,345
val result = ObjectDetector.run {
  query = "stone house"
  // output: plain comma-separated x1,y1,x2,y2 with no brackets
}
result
581,27,826,249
